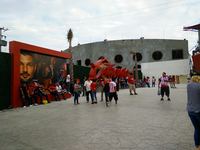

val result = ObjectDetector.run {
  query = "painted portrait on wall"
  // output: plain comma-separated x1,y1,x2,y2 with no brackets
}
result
10,41,71,108
20,49,68,87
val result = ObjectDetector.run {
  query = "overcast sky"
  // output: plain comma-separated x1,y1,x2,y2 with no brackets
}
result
0,0,200,53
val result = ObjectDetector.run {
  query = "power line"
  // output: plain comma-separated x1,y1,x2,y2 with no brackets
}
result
68,0,200,24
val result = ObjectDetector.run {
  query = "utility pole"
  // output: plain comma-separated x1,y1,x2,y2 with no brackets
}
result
0,27,8,52
67,28,74,84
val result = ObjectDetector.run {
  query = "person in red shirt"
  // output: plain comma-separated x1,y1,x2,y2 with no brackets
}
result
158,72,170,101
127,73,138,95
91,79,97,104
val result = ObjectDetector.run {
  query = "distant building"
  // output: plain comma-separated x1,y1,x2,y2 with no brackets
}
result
66,38,189,83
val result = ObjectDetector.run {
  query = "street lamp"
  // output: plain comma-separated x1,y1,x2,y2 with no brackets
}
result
130,51,138,86
67,28,74,84
0,27,8,52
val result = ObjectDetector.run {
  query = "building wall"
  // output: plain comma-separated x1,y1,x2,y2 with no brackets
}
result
0,52,11,110
141,59,190,79
70,39,188,71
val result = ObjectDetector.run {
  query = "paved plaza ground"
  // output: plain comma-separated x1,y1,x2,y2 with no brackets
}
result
0,84,194,150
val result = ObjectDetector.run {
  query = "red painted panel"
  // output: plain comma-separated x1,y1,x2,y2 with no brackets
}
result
9,41,71,108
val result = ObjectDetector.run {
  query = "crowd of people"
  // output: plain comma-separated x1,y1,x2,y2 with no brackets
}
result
20,79,69,107
19,50,174,108
74,77,119,107
19,51,200,149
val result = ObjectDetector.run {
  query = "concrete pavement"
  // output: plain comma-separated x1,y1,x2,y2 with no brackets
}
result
0,84,194,150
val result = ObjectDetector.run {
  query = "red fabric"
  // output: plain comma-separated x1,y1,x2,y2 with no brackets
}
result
88,57,130,79
96,69,103,79
90,82,97,91
120,68,128,78
89,67,96,80
48,84,56,92
64,93,71,99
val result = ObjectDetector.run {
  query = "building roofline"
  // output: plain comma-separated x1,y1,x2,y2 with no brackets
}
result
71,38,187,49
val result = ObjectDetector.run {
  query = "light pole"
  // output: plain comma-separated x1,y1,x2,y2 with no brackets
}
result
0,27,8,52
67,28,74,84
130,51,138,85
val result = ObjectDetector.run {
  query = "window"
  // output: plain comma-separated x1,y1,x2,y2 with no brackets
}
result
85,59,91,66
132,53,142,62
152,51,163,60
114,55,123,63
172,49,183,59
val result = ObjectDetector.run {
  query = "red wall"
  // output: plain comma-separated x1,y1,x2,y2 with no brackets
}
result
9,41,71,108
192,53,200,73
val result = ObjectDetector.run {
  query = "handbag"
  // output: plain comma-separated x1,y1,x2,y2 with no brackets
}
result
157,87,161,95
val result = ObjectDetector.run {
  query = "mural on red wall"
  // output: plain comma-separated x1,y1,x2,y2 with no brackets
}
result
10,41,72,108
20,49,67,86
19,49,70,106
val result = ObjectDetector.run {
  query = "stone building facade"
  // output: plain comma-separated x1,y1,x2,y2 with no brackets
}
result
68,39,188,74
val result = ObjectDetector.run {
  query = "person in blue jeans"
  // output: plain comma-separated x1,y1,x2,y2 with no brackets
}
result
187,75,200,150
103,78,110,107
91,79,97,104
84,77,93,103
73,79,82,105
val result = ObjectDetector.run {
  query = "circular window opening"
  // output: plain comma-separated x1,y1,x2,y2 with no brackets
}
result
85,58,91,66
133,65,141,69
114,55,123,63
152,51,163,60
132,53,142,62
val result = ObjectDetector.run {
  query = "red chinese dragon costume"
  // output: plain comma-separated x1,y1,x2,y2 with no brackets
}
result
88,57,129,79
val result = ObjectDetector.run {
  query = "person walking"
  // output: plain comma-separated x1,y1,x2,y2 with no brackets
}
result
73,79,82,105
187,75,200,150
109,78,118,104
98,78,104,102
127,72,137,95
103,78,110,107
91,79,97,104
158,72,170,101
146,76,150,88
84,77,94,103
152,76,156,87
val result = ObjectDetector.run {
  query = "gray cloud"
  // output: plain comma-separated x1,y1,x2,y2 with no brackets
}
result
0,0,200,53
